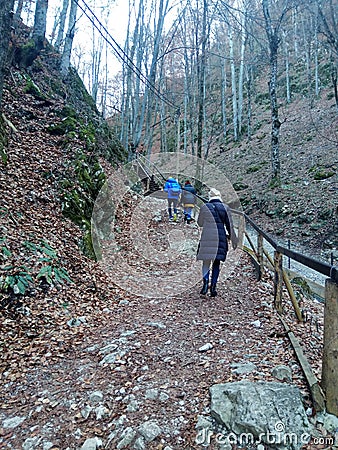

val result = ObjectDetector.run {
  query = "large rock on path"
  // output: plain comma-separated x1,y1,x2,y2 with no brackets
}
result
209,380,313,450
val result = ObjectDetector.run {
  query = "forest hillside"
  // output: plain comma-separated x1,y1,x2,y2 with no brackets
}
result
212,86,337,261
0,19,337,450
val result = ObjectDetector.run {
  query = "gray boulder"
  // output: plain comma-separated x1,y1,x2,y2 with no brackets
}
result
210,380,313,450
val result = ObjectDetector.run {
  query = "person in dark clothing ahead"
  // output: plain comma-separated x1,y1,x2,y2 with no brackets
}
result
181,180,196,223
197,188,237,297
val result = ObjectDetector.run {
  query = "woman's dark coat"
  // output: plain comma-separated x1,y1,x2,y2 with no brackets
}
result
197,199,232,261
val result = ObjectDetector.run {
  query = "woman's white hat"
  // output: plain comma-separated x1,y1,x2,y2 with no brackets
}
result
208,188,222,201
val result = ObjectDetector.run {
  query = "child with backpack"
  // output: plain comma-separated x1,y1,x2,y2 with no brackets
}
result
164,177,181,221
181,180,196,223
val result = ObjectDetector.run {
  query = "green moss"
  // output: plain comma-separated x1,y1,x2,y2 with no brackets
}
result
255,92,270,104
61,152,107,259
59,106,77,119
269,176,281,189
15,39,39,67
246,161,267,174
233,182,249,191
79,122,96,146
309,165,335,180
24,77,47,100
47,116,78,135
291,276,312,299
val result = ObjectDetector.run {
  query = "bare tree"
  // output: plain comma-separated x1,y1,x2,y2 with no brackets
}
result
228,25,238,141
0,0,15,109
32,0,48,52
90,25,104,103
60,0,78,75
54,0,69,51
196,0,208,160
262,0,294,183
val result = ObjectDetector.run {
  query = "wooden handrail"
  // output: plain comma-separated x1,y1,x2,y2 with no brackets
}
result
231,209,338,284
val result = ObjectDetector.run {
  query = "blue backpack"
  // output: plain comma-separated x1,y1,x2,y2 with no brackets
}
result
168,181,181,197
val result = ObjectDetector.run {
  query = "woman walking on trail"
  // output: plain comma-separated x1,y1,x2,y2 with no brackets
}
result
197,188,237,297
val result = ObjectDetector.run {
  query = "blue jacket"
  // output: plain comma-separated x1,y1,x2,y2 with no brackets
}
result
164,178,181,199
197,199,231,261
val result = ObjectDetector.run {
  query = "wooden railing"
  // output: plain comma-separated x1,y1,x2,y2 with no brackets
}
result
232,209,338,416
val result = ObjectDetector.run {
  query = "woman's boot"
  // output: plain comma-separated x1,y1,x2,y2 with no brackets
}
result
210,284,217,297
200,279,209,295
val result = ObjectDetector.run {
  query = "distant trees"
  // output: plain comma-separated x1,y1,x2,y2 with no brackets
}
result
9,0,336,177
0,0,15,108
316,0,338,110
119,0,173,155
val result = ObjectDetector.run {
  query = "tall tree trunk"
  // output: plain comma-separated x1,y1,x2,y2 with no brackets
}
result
331,55,338,112
221,50,227,142
182,17,195,155
91,29,104,103
143,0,170,156
229,26,238,141
268,38,281,182
317,1,338,111
120,0,134,153
314,5,320,97
262,0,281,183
238,12,247,135
101,38,109,118
32,0,48,52
283,30,291,103
302,16,312,93
246,64,253,140
293,8,299,57
121,0,145,155
0,0,14,109
55,0,69,51
60,0,78,75
197,0,207,160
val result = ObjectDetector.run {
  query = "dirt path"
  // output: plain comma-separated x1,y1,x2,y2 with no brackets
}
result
1,249,314,450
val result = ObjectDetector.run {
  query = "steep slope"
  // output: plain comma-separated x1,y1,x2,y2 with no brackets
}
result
214,92,338,261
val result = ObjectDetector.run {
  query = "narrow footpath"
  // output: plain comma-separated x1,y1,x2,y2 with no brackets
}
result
1,243,323,449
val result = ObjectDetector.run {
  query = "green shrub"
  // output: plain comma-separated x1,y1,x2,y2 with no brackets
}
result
0,238,72,303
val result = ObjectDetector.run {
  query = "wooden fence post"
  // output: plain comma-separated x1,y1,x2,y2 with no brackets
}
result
264,249,303,322
321,278,338,416
274,250,283,314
